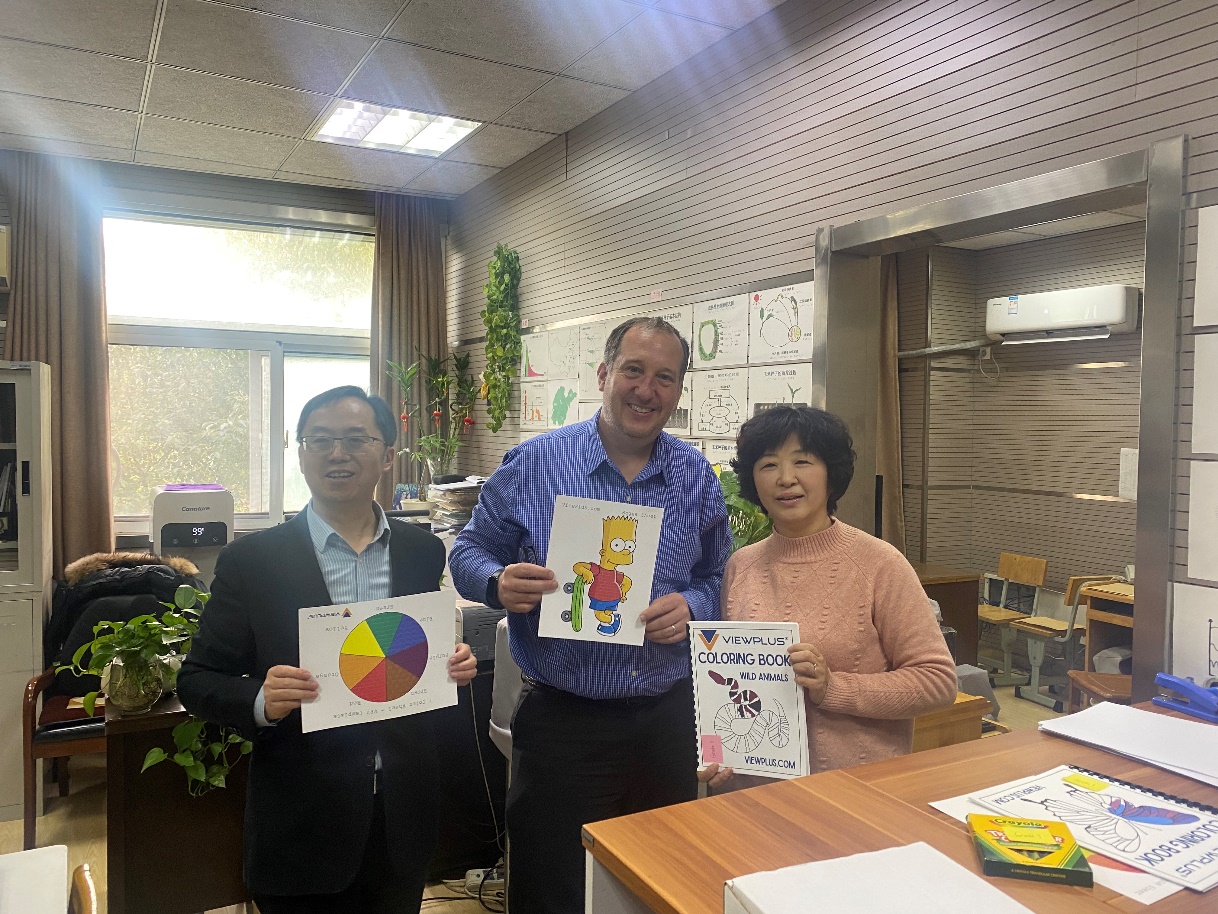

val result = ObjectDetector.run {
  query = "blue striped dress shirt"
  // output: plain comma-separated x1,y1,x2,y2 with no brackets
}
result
450,416,731,699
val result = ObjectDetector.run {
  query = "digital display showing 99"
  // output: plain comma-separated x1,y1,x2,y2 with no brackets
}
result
162,522,228,547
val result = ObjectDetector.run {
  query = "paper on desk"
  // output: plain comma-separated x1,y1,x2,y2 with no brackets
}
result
723,842,1034,914
930,783,1181,904
1039,702,1218,787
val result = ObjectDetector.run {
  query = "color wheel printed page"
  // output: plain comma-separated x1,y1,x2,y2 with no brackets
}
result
690,621,808,779
298,592,457,733
538,495,663,646
972,765,1218,891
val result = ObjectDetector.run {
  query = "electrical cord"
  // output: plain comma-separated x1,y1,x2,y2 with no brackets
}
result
978,346,1001,381
469,669,506,857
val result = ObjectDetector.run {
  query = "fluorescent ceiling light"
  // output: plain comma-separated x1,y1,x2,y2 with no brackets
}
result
313,101,479,156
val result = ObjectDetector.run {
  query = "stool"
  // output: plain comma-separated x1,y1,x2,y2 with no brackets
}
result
1066,670,1132,714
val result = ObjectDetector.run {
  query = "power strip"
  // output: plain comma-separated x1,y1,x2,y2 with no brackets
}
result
464,866,505,897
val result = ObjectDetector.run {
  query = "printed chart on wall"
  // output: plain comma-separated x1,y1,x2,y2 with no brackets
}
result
1171,583,1218,687
691,368,747,438
578,321,610,400
521,331,549,379
972,765,1218,891
298,593,457,733
519,380,548,430
546,326,579,381
750,282,814,363
651,304,692,342
539,495,663,646
748,363,814,416
548,379,580,428
690,621,808,778
701,438,736,469
693,295,749,368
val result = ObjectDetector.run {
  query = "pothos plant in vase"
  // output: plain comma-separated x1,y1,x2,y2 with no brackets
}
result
60,584,253,795
387,349,477,485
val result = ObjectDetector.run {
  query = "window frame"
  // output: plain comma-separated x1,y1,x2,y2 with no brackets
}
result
103,203,375,534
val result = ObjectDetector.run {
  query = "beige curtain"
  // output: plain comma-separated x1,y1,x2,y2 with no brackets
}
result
370,194,447,507
0,151,113,575
876,253,906,552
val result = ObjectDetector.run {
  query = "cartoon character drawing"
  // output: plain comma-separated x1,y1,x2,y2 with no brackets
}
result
564,516,635,636
706,670,790,754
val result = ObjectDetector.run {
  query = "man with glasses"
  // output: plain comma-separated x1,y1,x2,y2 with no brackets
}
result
179,385,477,914
450,317,731,914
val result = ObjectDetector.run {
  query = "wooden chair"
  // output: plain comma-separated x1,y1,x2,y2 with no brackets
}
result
977,552,1046,686
69,862,98,914
1066,670,1132,714
22,669,106,850
1012,574,1119,712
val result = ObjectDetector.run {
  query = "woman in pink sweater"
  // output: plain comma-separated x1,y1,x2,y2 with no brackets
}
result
702,406,956,787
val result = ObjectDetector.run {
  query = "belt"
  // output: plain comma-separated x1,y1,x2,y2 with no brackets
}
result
522,676,676,709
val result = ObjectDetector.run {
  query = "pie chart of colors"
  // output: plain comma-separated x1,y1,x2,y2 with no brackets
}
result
338,612,429,702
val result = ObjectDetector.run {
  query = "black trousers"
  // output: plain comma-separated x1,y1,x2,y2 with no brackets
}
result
253,792,427,914
506,679,698,914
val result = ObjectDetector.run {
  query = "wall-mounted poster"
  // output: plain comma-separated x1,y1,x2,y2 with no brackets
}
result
693,295,750,368
677,438,704,454
521,331,548,379
651,304,693,343
519,380,548,429
750,282,814,364
548,379,580,428
747,363,814,418
691,368,748,438
664,375,693,435
1196,206,1218,328
1172,583,1218,687
577,400,600,422
701,438,737,469
578,321,610,400
546,326,579,380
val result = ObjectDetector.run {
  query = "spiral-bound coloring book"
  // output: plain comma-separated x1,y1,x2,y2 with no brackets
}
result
690,621,809,779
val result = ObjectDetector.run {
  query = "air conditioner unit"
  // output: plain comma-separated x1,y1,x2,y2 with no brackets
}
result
985,284,1139,344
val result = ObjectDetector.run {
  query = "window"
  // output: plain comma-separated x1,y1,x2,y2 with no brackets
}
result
103,214,374,526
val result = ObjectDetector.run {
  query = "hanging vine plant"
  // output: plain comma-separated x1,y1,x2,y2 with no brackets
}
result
481,243,522,432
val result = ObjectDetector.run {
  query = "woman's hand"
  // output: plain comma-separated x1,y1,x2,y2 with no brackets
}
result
697,763,735,789
448,643,478,686
788,642,830,705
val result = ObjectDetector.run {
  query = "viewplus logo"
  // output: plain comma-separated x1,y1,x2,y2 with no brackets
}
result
697,630,720,650
341,609,352,618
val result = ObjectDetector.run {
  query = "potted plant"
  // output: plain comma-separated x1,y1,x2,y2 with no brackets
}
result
481,243,521,433
387,349,477,484
59,584,253,794
716,468,772,551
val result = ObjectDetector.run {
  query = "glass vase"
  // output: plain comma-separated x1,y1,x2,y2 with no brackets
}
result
106,654,165,715
426,454,459,484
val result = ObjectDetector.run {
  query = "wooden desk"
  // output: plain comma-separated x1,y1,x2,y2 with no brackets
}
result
106,696,249,914
912,562,979,665
584,705,1217,914
1080,582,1134,673
911,691,990,752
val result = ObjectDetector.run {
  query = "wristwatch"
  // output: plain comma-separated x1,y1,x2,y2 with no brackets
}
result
486,568,505,610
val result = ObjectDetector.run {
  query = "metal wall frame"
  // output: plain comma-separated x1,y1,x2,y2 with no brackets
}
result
813,139,1188,702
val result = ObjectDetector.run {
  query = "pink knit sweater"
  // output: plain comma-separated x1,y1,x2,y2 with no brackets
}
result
722,520,957,774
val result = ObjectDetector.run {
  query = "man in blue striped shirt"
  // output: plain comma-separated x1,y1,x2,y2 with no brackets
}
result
451,317,731,914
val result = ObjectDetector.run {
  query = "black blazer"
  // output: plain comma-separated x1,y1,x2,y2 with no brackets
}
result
177,510,447,896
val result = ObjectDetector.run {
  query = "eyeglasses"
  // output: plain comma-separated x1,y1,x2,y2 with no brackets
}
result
299,435,386,454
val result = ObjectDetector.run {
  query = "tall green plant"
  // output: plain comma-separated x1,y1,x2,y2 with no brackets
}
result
481,244,522,432
717,469,773,551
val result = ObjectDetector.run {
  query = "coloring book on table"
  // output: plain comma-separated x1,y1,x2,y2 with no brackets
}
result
972,765,1218,891
539,495,664,646
689,621,809,779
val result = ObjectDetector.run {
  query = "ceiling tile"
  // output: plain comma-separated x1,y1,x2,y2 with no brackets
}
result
275,170,394,191
445,123,557,168
137,116,299,169
403,160,499,195
653,0,786,29
220,1,404,34
0,92,138,148
346,41,549,123
0,39,146,110
134,150,278,179
0,131,134,161
0,0,159,58
145,67,330,137
156,0,375,94
388,0,640,72
563,8,730,90
279,140,433,187
495,76,628,134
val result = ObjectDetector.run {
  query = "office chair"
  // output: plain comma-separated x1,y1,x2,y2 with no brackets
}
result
977,552,1046,687
1012,574,1118,711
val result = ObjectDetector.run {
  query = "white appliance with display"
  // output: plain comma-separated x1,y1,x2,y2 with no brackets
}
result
151,484,234,586
985,283,1139,344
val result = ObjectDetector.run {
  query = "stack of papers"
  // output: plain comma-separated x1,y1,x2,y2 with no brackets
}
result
724,843,1035,914
1039,703,1218,787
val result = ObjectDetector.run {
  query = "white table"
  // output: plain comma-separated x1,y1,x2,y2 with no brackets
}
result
0,844,68,914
